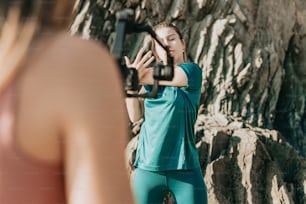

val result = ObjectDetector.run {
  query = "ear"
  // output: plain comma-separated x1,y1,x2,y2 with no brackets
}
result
181,39,186,49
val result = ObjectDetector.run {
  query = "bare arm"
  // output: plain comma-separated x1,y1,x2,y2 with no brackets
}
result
125,88,145,123
138,66,187,86
124,48,188,87
56,37,134,204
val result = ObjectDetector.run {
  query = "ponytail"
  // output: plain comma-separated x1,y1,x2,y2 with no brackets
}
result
0,5,37,92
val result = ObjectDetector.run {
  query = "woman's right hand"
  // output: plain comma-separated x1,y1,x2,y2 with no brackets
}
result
124,48,155,82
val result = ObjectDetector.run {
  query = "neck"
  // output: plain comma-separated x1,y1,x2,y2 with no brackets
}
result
174,56,185,65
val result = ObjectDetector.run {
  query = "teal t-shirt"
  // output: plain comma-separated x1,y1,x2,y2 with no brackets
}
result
134,63,203,171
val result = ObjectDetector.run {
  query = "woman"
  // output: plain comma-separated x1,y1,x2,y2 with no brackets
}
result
0,1,134,204
125,22,208,204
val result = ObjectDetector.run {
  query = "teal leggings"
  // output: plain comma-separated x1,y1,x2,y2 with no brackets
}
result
132,168,208,204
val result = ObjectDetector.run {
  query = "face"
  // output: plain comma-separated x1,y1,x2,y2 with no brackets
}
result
154,26,185,64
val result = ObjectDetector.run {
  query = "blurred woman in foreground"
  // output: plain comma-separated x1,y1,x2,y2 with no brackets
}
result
0,0,134,203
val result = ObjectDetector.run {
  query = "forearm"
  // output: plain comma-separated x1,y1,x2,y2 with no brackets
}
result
125,93,143,122
139,67,187,87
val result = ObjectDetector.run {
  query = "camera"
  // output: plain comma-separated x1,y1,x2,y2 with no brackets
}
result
111,9,174,98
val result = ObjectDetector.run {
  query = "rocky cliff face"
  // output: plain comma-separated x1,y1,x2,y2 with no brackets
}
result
72,0,306,203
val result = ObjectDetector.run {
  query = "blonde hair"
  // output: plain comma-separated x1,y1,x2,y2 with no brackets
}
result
151,22,187,63
0,0,75,92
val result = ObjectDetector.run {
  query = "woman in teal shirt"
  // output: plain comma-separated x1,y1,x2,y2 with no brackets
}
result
125,22,208,204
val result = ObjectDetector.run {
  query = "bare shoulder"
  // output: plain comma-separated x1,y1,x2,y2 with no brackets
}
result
49,33,116,72
47,32,124,102
23,32,124,117
40,32,121,89
53,33,110,56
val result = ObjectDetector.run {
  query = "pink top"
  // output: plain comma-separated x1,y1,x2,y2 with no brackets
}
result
0,81,66,204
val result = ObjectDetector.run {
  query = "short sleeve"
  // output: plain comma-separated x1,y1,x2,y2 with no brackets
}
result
178,63,202,90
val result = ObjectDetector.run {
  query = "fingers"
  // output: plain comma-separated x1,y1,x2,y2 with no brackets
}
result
143,56,155,67
125,48,155,70
139,50,153,65
134,47,145,64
